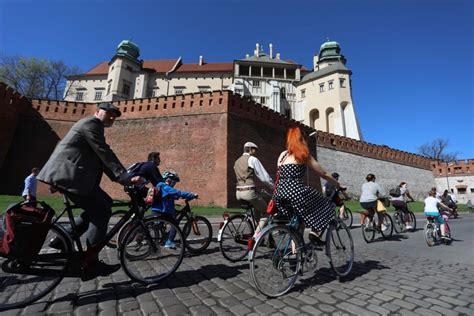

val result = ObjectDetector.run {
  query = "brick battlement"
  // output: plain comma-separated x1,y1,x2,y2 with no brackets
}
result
432,159,474,177
0,82,432,171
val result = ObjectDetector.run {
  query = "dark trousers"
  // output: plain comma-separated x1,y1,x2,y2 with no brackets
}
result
65,187,112,246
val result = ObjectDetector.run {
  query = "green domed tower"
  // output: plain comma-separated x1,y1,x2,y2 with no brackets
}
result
113,40,141,66
318,40,346,65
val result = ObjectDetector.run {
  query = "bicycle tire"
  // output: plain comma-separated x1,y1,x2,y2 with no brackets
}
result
424,223,435,247
380,213,393,239
0,224,72,311
250,225,302,297
107,210,129,248
120,217,184,284
408,211,417,232
393,211,404,234
219,214,254,262
361,217,375,243
326,220,354,277
341,207,353,228
182,216,213,254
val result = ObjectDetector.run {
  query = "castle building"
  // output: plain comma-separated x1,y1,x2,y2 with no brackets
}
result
65,40,362,140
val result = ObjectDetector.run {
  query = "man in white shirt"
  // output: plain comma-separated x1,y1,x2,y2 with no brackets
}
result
234,142,274,232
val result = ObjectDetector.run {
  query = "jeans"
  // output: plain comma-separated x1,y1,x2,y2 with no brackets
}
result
65,187,112,246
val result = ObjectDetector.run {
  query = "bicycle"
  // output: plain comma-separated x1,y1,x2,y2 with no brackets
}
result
0,185,184,311
361,205,394,243
424,213,452,246
218,201,259,262
249,208,354,297
333,188,353,228
393,201,417,233
108,199,212,254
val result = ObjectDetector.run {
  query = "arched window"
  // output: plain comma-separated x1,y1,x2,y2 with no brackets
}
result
326,107,335,133
309,109,320,128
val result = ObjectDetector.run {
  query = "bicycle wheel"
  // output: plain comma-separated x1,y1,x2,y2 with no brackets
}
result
361,217,375,243
182,216,213,254
380,213,393,239
250,225,302,297
326,220,354,277
393,211,404,234
107,210,128,248
120,217,184,284
424,223,435,246
0,224,72,311
219,214,254,262
341,207,353,228
408,211,417,232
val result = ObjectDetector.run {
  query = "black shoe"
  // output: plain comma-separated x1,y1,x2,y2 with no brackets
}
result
308,232,325,246
81,261,121,281
48,236,65,251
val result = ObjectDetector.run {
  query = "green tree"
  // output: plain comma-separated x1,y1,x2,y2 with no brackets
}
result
0,55,81,99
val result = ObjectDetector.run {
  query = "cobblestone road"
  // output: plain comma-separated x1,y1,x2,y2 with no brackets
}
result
3,214,474,315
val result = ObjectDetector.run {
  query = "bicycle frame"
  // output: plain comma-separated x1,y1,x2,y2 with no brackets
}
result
2,186,170,277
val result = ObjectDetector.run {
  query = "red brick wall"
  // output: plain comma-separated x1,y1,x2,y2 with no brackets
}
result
432,159,474,178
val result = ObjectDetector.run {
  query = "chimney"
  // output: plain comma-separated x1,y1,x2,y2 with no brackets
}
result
269,43,273,59
256,43,260,57
276,53,280,60
199,55,204,66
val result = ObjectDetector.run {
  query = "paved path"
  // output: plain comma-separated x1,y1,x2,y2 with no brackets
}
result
3,213,474,315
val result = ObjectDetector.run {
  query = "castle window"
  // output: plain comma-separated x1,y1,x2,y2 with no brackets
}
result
198,86,211,93
319,83,325,93
174,86,186,95
301,89,306,98
339,78,346,88
126,65,133,71
107,82,111,95
94,91,103,101
328,80,334,90
260,97,266,104
239,65,250,76
122,82,131,97
252,80,261,87
76,91,84,101
286,69,296,80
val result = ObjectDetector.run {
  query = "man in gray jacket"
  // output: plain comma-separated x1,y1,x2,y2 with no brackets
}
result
38,102,142,281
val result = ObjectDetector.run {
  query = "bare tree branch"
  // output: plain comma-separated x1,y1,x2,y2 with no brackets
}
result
417,138,460,161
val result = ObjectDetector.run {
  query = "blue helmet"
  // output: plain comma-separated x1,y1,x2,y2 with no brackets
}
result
163,171,180,182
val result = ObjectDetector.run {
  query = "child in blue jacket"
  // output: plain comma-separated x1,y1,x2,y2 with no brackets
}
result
151,171,198,248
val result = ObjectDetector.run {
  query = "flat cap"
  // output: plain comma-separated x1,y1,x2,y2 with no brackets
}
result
244,141,258,149
97,102,121,117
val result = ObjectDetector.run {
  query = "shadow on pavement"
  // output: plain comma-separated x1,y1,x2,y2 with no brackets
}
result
293,259,389,293
48,263,249,307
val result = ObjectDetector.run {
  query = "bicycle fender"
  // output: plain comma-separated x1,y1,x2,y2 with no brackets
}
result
216,219,227,242
247,223,277,262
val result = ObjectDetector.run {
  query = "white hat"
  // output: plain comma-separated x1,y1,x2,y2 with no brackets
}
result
244,142,258,149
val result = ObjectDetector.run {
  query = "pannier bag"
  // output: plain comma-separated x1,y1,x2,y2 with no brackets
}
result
0,201,55,258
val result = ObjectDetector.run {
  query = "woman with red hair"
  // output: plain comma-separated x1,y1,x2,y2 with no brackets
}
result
274,127,341,243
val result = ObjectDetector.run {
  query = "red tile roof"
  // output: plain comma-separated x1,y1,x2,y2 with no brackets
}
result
175,62,234,73
84,59,233,75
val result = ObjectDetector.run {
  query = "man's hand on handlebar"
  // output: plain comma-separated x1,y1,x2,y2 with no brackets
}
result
130,176,146,186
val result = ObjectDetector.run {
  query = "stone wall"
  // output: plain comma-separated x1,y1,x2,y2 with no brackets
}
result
316,147,436,200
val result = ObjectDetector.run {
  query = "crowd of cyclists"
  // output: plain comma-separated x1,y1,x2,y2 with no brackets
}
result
6,102,461,290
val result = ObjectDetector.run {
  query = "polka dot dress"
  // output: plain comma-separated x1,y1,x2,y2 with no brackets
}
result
274,164,335,231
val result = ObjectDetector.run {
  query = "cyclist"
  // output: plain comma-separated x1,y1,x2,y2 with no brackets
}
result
323,172,349,220
234,142,274,234
390,182,415,230
273,127,341,246
151,171,198,248
359,174,386,231
38,102,144,281
424,189,453,241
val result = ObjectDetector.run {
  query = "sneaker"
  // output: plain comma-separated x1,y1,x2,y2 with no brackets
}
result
405,225,413,230
164,240,176,249
381,224,388,231
81,260,121,282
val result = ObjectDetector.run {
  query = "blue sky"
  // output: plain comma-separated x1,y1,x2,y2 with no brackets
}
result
1,0,473,158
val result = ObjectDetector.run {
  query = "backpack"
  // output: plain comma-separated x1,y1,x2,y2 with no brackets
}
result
0,201,55,258
389,187,401,198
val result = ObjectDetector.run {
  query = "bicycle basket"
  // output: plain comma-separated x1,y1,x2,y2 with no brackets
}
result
0,201,55,258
